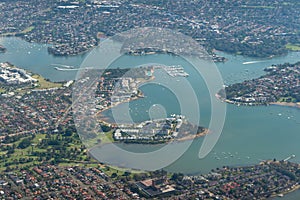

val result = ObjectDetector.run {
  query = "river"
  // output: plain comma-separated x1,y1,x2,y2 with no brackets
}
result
1,36,300,198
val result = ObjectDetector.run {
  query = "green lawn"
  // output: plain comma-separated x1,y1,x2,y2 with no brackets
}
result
0,132,150,177
0,26,35,36
101,165,146,178
286,44,300,51
84,131,114,147
32,74,63,89
0,133,87,172
0,87,5,93
278,97,297,103
21,26,35,34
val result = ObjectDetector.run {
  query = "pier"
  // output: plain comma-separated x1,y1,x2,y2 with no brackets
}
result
157,65,189,77
283,154,296,162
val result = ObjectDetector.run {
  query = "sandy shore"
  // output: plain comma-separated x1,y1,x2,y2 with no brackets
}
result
270,102,300,109
270,184,300,198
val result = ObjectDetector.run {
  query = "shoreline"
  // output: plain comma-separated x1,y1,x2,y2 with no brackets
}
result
271,184,300,199
88,128,210,151
174,128,210,142
270,102,300,109
89,125,210,148
96,75,155,124
1,35,291,59
93,72,210,146
216,93,300,110
96,95,143,118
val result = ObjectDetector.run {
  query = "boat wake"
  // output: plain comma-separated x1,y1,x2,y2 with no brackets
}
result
242,60,266,65
54,67,79,71
51,64,76,69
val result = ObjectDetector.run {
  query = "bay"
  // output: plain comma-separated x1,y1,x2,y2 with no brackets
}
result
1,37,300,178
0,37,85,82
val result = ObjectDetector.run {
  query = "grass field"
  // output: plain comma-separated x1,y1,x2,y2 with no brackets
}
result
286,44,300,51
84,131,114,148
32,74,63,89
0,87,5,93
21,26,35,34
101,164,147,178
0,131,145,175
278,97,297,103
0,133,90,172
0,26,35,36
0,134,46,171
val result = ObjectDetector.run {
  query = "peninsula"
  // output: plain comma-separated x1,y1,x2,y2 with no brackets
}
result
219,62,300,107
77,65,208,146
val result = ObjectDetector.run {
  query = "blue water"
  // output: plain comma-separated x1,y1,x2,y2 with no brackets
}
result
0,37,85,81
1,37,300,198
94,49,300,174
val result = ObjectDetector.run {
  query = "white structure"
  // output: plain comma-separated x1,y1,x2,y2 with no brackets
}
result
0,63,37,85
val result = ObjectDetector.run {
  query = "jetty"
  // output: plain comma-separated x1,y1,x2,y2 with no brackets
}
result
283,154,296,162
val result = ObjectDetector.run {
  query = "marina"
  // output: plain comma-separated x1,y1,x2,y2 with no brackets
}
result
156,65,189,77
1,37,300,177
1,0,300,198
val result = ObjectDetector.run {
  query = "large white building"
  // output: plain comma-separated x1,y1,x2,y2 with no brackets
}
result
0,62,37,85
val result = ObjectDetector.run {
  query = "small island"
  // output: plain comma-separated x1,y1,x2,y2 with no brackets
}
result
218,62,300,107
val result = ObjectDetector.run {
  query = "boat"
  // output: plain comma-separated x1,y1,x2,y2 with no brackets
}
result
54,67,64,71
51,64,75,69
242,61,265,65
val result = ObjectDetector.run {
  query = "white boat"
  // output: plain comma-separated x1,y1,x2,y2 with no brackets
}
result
242,61,265,65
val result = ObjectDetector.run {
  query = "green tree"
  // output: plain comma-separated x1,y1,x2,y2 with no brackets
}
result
18,138,31,149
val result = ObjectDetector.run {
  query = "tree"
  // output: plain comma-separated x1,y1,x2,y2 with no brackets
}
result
18,138,31,149
64,128,73,137
111,173,118,178
123,171,131,177
101,124,111,132
171,173,184,182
